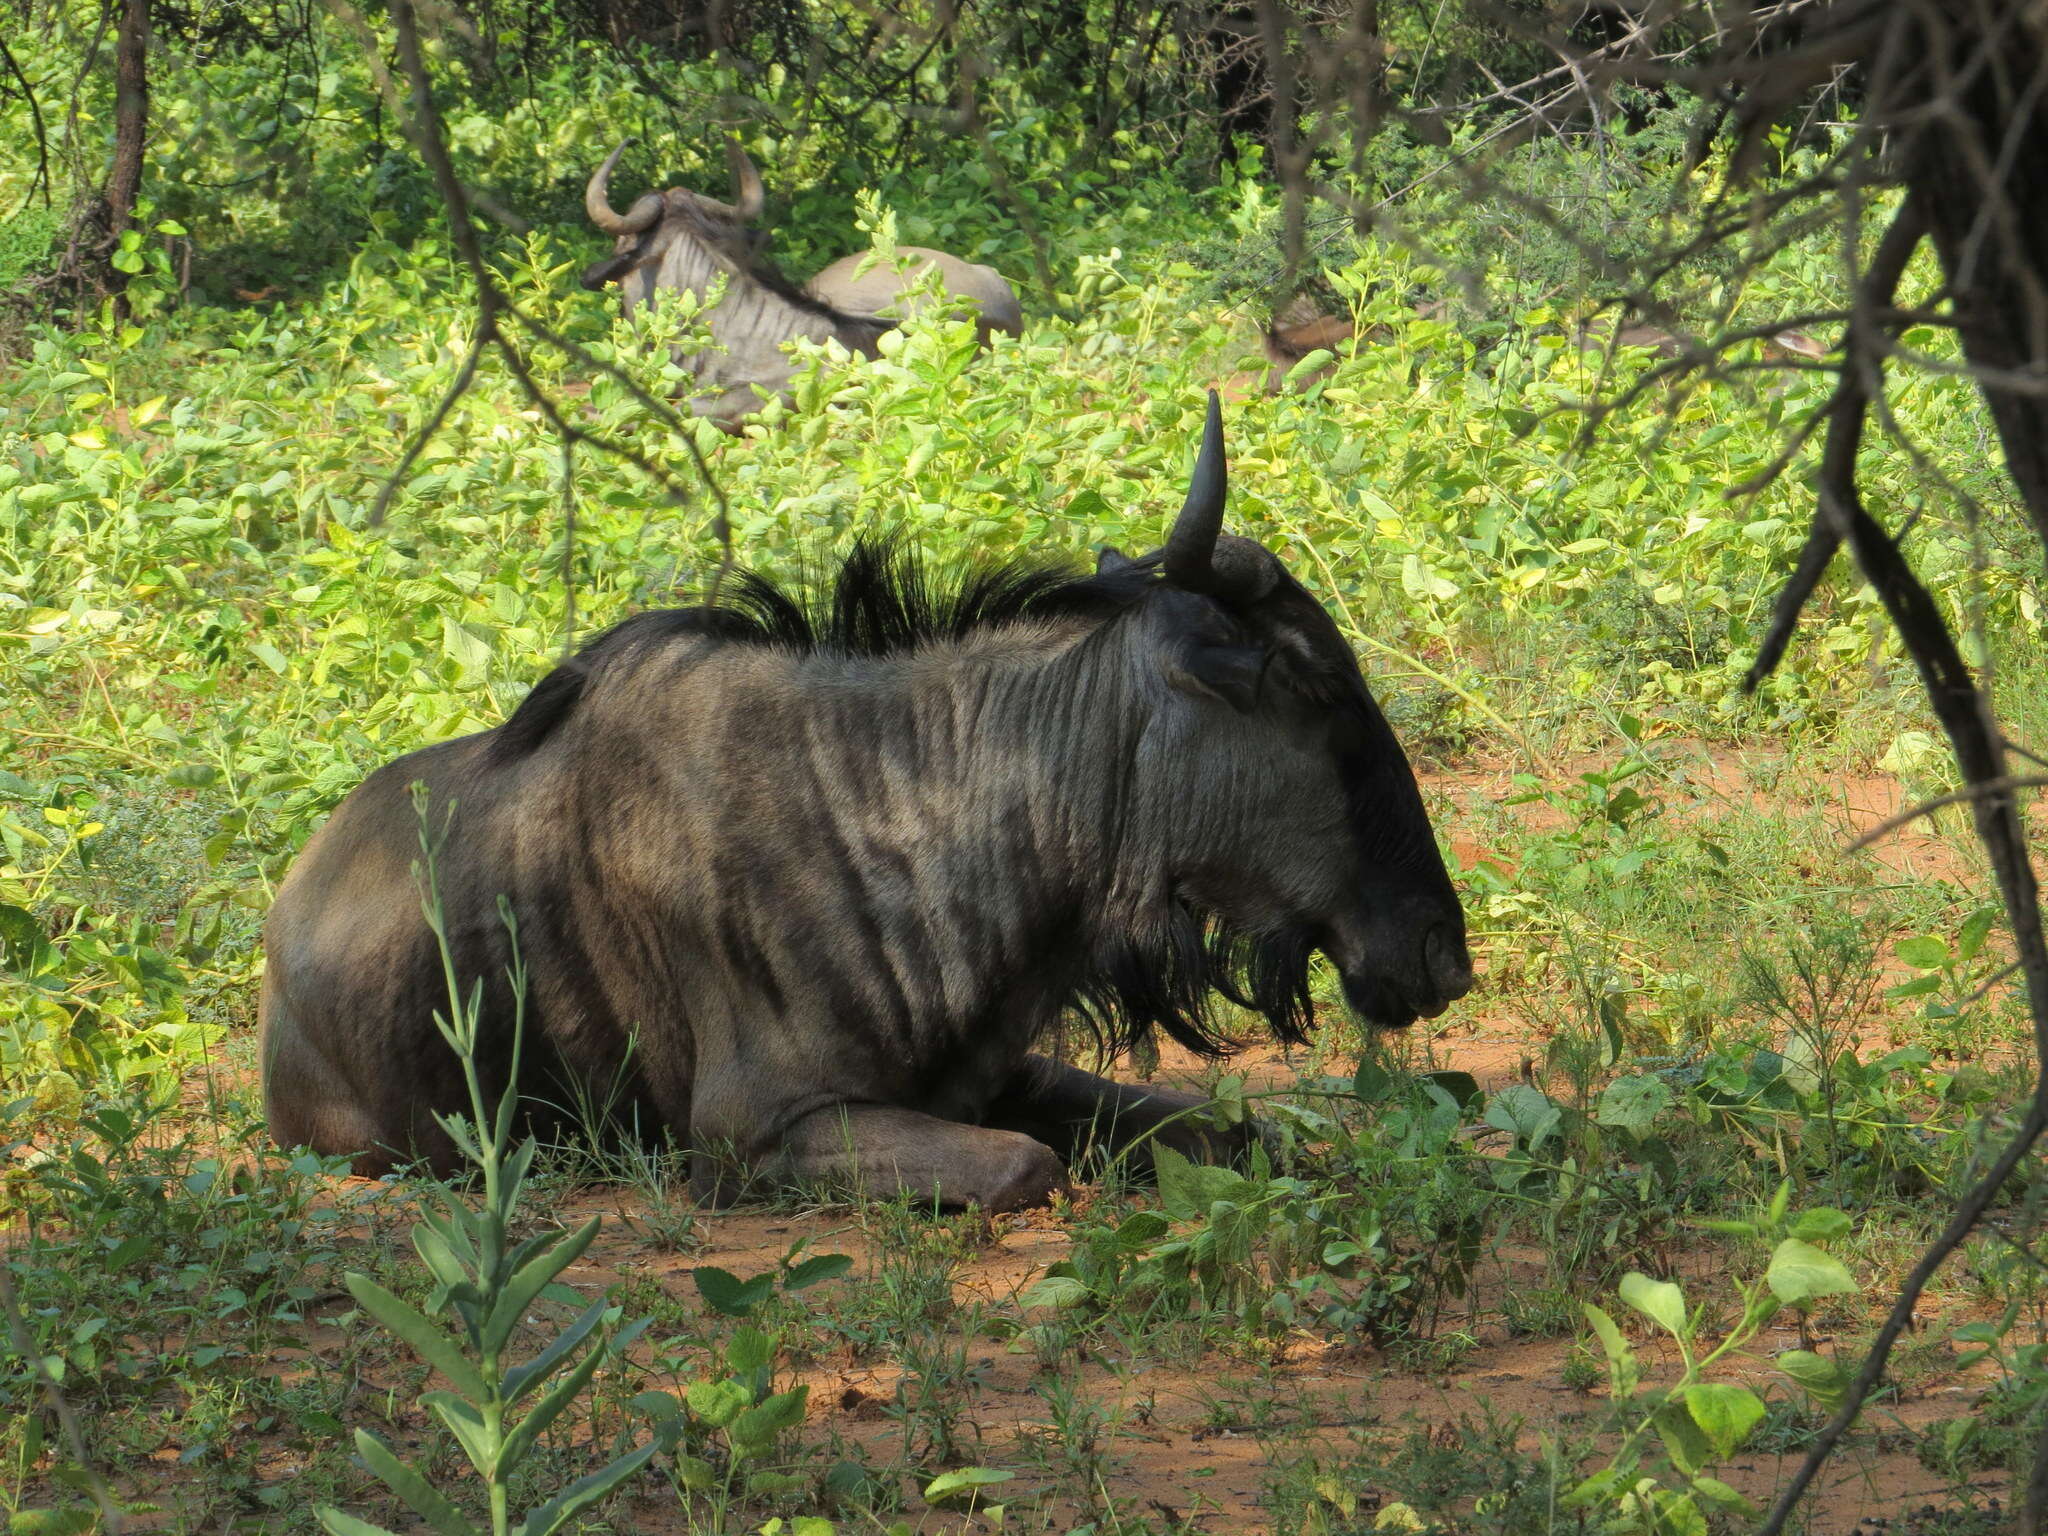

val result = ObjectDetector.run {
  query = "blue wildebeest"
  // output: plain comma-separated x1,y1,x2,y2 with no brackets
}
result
259,394,1472,1210
580,139,1022,427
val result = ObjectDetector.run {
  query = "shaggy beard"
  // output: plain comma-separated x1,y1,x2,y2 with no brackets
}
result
1067,900,1318,1062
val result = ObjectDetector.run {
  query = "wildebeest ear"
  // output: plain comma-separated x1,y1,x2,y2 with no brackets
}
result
1096,546,1137,574
580,251,638,290
1167,640,1268,715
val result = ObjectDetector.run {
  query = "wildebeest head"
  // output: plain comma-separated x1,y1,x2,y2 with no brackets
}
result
1095,391,1472,1034
579,138,772,312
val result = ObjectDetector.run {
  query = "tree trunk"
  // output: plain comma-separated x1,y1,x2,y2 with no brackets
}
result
106,0,150,315
1902,7,2048,547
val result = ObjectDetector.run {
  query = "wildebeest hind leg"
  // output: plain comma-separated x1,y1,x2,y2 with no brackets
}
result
739,1104,1067,1213
984,1055,1263,1175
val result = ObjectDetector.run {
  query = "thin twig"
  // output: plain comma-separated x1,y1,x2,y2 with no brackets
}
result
1744,191,1926,692
1844,775,2048,852
0,37,50,210
1755,226,2048,1536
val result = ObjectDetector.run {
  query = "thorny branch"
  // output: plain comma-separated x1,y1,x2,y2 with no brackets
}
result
1744,192,1926,690
1748,202,2048,1536
367,0,732,640
0,36,49,210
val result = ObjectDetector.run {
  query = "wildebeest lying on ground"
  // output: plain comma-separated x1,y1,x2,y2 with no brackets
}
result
581,139,1022,427
261,394,1472,1211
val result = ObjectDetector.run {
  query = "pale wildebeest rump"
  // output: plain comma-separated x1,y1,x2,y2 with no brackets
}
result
580,139,1022,427
260,395,1472,1211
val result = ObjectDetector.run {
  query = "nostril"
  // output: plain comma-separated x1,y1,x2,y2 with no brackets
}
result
1424,924,1475,999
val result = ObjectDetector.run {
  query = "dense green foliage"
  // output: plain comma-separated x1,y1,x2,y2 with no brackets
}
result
2,4,2045,1531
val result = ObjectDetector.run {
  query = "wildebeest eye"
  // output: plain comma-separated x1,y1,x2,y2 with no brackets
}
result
1167,639,1268,714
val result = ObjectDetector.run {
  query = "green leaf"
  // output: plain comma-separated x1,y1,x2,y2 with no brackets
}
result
424,1391,500,1474
413,1224,473,1295
1418,1069,1481,1109
1594,1074,1672,1136
1956,906,1998,962
725,1326,776,1373
1617,1272,1687,1337
728,1386,809,1453
1766,1239,1858,1305
1152,1145,1251,1220
671,1453,716,1490
922,1467,1015,1506
1022,1275,1091,1310
1561,1466,1631,1512
1894,935,1949,970
495,1338,606,1478
686,1379,748,1428
1581,1303,1638,1399
249,640,289,675
503,1299,609,1405
1681,1382,1766,1459
344,1273,488,1400
1112,1210,1171,1251
1787,1207,1852,1242
439,612,494,687
1352,1057,1392,1103
514,1442,656,1536
783,1253,853,1289
1776,1349,1850,1410
1285,348,1336,386
1689,1475,1758,1516
628,1389,685,1423
1651,1401,1713,1477
1645,1486,1709,1536
8,1511,98,1536
1484,1083,1561,1150
1886,972,1944,999
353,1428,480,1536
693,1265,777,1316
483,1215,601,1353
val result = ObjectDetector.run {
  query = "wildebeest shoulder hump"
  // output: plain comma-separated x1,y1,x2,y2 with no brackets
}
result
484,606,767,764
487,539,1160,765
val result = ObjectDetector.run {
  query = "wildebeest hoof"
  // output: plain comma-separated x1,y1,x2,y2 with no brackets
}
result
978,1133,1068,1213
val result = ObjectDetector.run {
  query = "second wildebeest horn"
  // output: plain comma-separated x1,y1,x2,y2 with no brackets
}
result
1164,390,1277,604
728,141,765,223
586,139,664,236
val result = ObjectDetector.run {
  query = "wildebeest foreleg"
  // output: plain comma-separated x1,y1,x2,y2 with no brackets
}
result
984,1055,1261,1174
738,1103,1069,1213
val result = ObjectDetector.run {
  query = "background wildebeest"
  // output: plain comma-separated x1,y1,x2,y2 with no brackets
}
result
260,393,1472,1211
581,139,1022,427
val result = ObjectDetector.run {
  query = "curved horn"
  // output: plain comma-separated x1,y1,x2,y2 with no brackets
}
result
1164,389,1229,591
585,139,663,236
1163,390,1277,603
727,140,765,223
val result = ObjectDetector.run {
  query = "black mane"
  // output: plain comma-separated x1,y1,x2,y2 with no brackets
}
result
1076,906,1318,1061
487,538,1154,764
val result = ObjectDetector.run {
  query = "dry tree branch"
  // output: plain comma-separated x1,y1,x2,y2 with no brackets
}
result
364,0,731,610
1744,191,1924,691
0,36,50,210
1752,236,2048,1536
1844,774,2048,851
